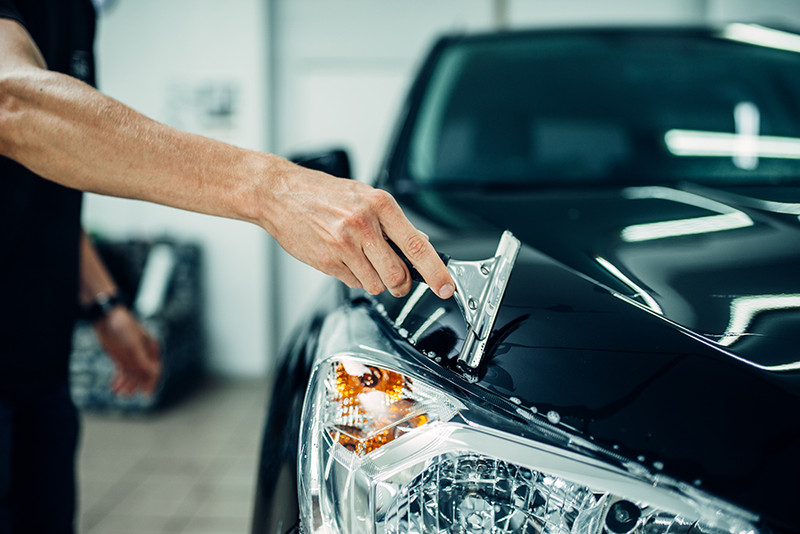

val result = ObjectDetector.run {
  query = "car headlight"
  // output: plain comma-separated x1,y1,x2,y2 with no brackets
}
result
299,308,760,534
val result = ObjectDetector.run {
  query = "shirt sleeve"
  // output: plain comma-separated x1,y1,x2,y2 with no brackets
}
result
0,0,24,25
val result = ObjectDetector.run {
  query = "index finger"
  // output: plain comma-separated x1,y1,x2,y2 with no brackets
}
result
378,199,454,299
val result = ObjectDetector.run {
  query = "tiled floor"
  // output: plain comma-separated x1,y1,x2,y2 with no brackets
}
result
77,379,271,534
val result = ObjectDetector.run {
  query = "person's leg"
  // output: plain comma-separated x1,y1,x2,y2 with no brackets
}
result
0,399,13,534
10,383,80,534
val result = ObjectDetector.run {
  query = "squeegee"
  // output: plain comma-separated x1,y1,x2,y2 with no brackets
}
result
393,230,521,376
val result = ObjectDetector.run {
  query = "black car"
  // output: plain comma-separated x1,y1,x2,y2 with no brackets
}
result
252,25,800,534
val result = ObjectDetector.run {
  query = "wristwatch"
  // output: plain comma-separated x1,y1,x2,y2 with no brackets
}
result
82,292,126,322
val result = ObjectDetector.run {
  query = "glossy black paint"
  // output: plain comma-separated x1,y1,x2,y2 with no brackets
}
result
370,184,800,529
250,318,311,534
251,283,341,534
398,184,800,369
253,26,800,534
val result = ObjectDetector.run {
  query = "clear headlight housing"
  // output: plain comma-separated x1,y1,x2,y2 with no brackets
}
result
299,308,760,534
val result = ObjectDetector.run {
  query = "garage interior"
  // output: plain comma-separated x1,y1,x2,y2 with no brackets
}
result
73,1,800,533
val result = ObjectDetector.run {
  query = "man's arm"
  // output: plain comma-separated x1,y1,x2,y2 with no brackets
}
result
0,19,455,299
79,232,162,396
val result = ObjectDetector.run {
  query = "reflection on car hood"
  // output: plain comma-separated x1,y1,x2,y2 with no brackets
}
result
373,183,800,529
419,183,800,370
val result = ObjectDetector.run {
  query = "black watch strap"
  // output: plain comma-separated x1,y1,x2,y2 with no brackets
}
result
83,292,126,322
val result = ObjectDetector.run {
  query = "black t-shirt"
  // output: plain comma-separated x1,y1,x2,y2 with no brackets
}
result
0,0,96,392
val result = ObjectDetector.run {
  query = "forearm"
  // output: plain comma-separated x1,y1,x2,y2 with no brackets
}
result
0,66,278,225
0,19,454,299
78,231,118,307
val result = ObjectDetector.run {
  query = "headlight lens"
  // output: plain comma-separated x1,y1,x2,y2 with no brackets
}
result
382,453,596,534
323,359,453,456
299,310,760,534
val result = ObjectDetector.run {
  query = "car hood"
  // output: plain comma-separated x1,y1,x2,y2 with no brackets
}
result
376,182,800,530
409,182,800,370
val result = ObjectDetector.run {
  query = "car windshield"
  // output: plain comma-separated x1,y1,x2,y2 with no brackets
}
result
406,27,800,189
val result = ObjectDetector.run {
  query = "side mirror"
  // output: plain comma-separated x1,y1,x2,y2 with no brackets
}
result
289,148,352,179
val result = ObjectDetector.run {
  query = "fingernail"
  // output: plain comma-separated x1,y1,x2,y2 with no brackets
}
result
438,284,454,299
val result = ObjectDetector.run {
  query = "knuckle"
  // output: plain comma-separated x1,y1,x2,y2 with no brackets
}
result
405,233,430,259
384,263,407,290
344,210,371,235
370,189,396,212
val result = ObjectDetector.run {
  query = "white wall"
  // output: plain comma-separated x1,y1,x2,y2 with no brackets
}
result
508,0,708,26
708,0,800,26
84,0,272,377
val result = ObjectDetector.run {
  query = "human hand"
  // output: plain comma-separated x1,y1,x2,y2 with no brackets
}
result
261,162,455,299
93,307,162,396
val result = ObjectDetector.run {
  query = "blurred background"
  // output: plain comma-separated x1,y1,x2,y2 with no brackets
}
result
73,1,800,533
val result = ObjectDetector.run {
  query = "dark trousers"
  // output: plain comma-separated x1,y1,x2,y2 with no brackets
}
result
0,382,79,534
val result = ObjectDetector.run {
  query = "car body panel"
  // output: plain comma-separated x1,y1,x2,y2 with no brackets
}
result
253,25,800,534
397,183,800,367
370,182,800,528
